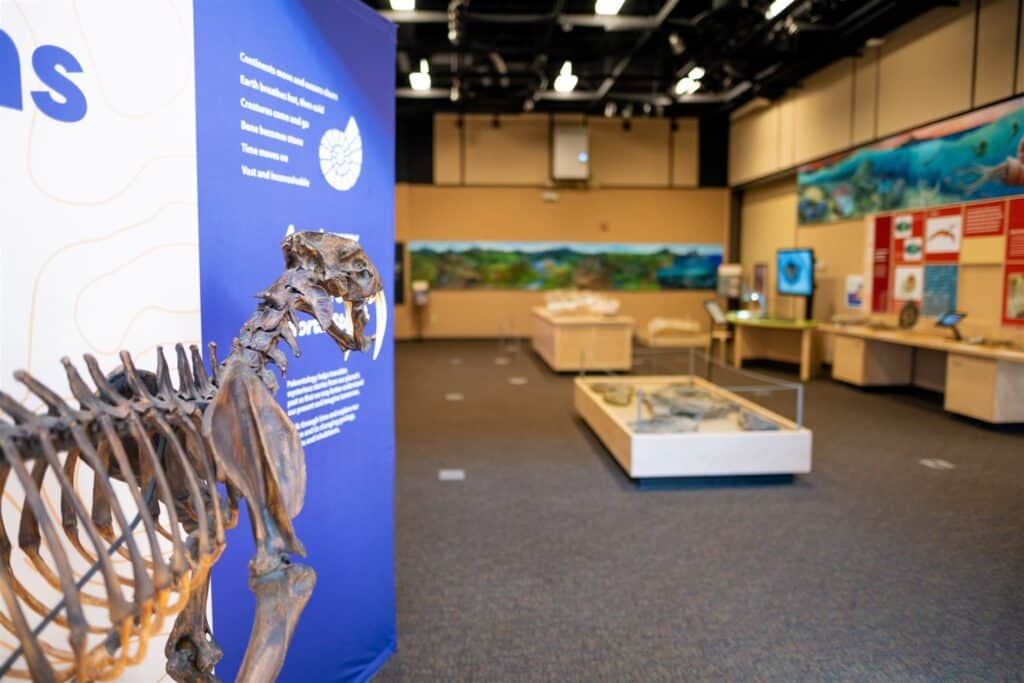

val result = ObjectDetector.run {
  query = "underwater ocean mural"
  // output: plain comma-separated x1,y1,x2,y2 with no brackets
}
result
798,96,1024,224
408,241,724,291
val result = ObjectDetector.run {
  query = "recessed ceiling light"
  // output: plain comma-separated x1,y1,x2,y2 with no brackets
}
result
673,77,700,96
553,61,578,93
688,66,705,80
595,0,626,16
409,58,431,91
765,0,797,20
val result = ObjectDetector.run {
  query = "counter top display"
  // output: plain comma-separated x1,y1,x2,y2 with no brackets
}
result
574,376,812,478
820,323,1024,423
819,323,1024,362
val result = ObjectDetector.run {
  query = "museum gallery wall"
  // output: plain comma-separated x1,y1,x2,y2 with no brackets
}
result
792,94,1024,329
0,1,396,681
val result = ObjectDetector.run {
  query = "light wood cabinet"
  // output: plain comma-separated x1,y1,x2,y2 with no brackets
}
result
945,354,1024,423
831,336,912,386
821,324,1024,424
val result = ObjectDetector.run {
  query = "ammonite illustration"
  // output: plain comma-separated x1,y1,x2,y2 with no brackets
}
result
319,117,363,191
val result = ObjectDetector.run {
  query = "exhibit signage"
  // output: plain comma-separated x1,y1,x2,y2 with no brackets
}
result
1,1,396,680
194,2,396,680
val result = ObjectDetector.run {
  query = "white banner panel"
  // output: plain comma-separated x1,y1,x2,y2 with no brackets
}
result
1,2,198,679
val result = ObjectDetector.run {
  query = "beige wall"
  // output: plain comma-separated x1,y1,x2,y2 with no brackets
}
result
433,113,699,188
730,0,1024,185
395,184,730,339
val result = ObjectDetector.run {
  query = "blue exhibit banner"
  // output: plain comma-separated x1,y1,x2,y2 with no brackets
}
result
194,2,396,681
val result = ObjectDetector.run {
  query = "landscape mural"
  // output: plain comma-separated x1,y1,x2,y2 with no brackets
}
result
798,95,1024,224
408,241,724,291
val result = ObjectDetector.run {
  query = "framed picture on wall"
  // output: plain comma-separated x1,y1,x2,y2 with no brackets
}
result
753,262,768,295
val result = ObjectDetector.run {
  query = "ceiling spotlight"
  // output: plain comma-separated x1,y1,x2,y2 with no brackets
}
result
523,98,536,112
668,32,685,56
688,66,705,80
673,76,700,96
642,102,652,116
604,101,617,118
409,58,431,91
595,0,626,15
622,103,634,119
389,0,415,10
450,84,461,102
553,61,578,93
765,0,797,20
865,37,885,48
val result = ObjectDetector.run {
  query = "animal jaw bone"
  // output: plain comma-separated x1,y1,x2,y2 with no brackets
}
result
0,232,384,682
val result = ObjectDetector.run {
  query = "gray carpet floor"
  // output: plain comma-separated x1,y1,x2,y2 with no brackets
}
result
375,340,1024,682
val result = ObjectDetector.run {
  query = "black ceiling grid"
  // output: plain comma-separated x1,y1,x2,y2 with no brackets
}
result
367,0,954,118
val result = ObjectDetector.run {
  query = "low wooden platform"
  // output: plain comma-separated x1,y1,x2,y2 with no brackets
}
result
574,375,812,478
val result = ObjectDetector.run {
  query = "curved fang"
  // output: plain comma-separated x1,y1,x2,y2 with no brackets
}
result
373,290,388,361
342,300,353,362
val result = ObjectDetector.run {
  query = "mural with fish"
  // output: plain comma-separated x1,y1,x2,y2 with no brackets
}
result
409,241,724,291
798,96,1024,224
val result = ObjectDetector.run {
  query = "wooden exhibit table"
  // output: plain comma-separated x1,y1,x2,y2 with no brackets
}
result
531,307,634,371
574,376,812,478
728,315,820,382
819,323,1024,423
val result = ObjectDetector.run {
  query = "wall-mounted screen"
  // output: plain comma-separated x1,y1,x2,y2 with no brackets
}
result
777,248,815,297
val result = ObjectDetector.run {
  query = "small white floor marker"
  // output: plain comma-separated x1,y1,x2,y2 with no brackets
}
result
508,377,528,385
444,392,465,401
919,458,955,470
494,357,510,366
438,469,466,481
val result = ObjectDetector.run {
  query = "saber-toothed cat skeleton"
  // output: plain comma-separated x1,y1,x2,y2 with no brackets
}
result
0,232,387,682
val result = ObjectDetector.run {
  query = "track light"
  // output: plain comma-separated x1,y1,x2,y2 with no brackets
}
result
674,76,700,96
595,0,626,15
604,101,617,118
523,98,536,112
553,61,578,93
389,0,415,10
668,32,685,56
765,0,797,20
688,66,705,80
409,58,431,91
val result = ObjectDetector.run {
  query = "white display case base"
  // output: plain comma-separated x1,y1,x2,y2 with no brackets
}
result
574,376,812,478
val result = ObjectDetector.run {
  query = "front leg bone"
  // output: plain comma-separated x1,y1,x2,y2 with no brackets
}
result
236,558,316,683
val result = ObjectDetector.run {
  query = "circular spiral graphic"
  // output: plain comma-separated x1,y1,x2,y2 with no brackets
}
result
319,117,363,191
